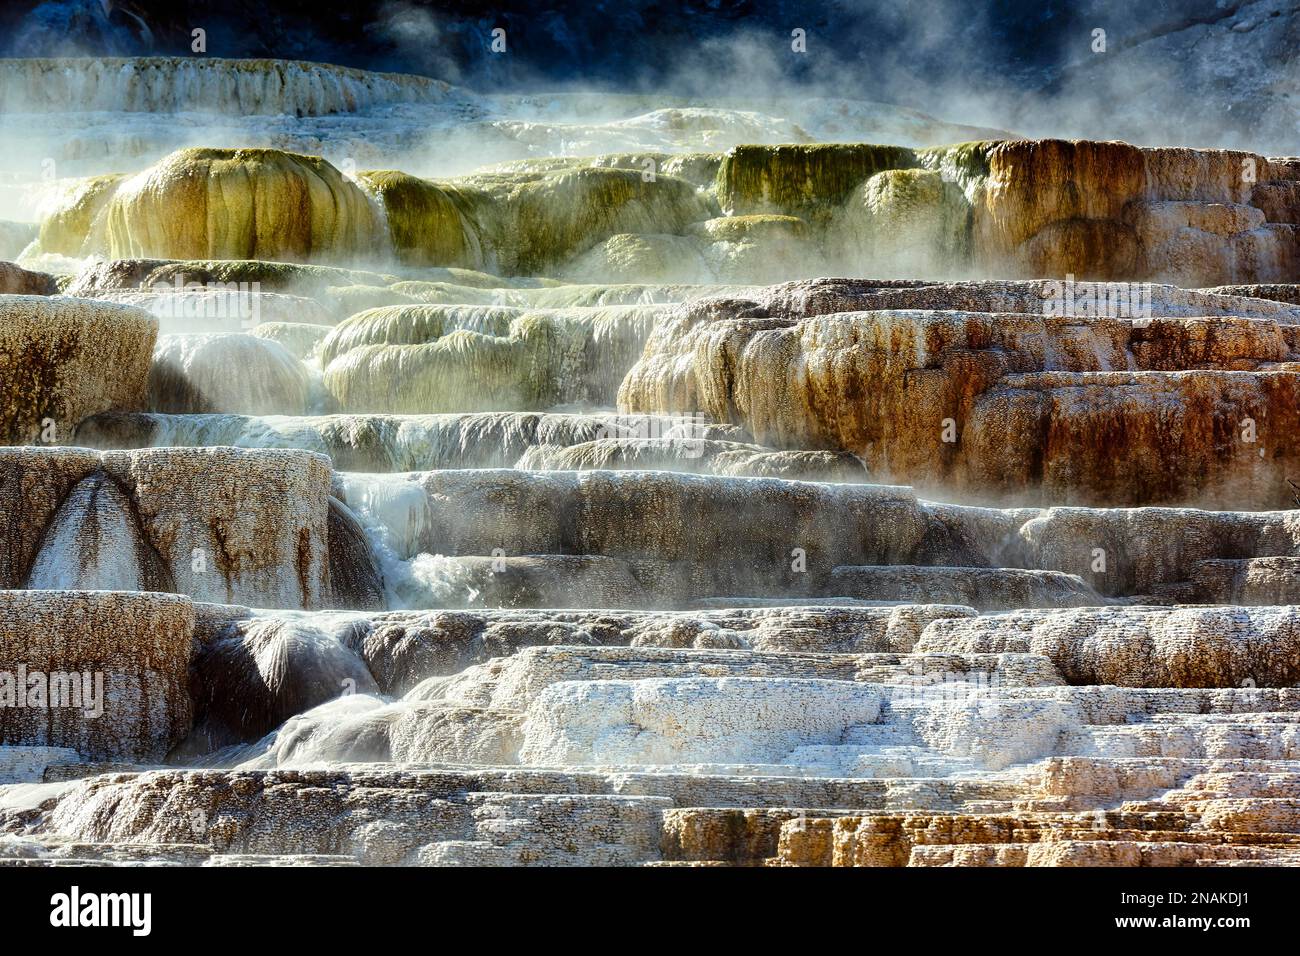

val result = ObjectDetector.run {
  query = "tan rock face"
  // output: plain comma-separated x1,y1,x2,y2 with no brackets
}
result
0,447,333,609
977,141,1300,284
0,295,157,445
0,590,194,761
711,140,1299,285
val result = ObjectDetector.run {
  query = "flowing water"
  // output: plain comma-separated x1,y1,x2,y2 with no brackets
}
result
2,51,1300,867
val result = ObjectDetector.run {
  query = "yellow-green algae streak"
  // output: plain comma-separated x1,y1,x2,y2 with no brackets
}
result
716,143,920,220
357,170,484,270
103,147,385,262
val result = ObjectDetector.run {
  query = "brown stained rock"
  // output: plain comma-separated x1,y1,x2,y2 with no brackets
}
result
766,809,1300,866
959,369,1300,508
0,262,56,296
0,295,156,445
1251,181,1300,225
618,280,1300,506
0,446,101,589
24,471,173,593
0,446,333,609
972,141,1294,284
661,807,821,865
104,446,333,609
717,141,1297,283
0,590,195,761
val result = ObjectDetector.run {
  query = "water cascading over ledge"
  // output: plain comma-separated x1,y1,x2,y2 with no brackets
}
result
4,33,1300,869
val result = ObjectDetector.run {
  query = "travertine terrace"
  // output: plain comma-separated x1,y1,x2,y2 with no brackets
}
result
2,47,1300,870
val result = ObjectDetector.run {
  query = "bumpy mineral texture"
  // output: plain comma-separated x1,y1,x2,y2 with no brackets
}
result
0,446,334,608
0,590,194,761
618,279,1300,507
0,295,157,444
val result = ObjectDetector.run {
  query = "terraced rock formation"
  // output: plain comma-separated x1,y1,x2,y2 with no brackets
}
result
2,54,1299,868
23,141,1300,287
620,278,1300,507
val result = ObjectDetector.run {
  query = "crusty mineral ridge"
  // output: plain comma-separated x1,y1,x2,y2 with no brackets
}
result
667,275,1300,321
619,278,1300,506
0,295,156,445
0,590,194,761
1202,284,1300,306
916,605,1300,687
0,446,334,608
